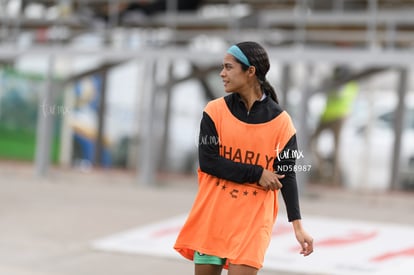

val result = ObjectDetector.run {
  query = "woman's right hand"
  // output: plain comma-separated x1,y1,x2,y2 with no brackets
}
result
258,169,284,191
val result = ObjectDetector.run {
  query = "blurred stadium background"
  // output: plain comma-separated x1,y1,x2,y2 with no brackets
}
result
1,0,414,191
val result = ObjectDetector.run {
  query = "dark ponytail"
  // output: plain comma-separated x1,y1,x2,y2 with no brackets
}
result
235,41,279,104
262,80,278,103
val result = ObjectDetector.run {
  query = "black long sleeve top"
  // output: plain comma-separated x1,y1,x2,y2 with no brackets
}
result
198,92,301,222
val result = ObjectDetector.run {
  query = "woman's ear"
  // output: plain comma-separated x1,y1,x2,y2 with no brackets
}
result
248,66,256,76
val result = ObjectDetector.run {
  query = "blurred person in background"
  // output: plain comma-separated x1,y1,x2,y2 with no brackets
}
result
96,0,203,22
121,0,203,16
174,41,313,275
310,66,359,186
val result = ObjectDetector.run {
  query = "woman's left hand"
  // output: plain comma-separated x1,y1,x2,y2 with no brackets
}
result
295,229,314,256
292,220,314,256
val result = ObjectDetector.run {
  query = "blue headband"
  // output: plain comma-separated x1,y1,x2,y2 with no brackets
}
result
227,45,251,66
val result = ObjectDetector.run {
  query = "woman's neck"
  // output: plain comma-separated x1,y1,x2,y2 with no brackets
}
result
238,86,263,111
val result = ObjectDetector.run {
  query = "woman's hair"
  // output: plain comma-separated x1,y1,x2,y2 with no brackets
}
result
235,41,279,104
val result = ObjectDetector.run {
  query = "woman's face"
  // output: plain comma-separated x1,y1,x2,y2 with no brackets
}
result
220,54,249,93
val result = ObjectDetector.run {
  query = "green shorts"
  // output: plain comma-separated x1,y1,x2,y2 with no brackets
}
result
194,251,226,265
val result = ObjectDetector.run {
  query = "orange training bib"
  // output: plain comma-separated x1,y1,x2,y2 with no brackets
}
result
174,97,296,269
